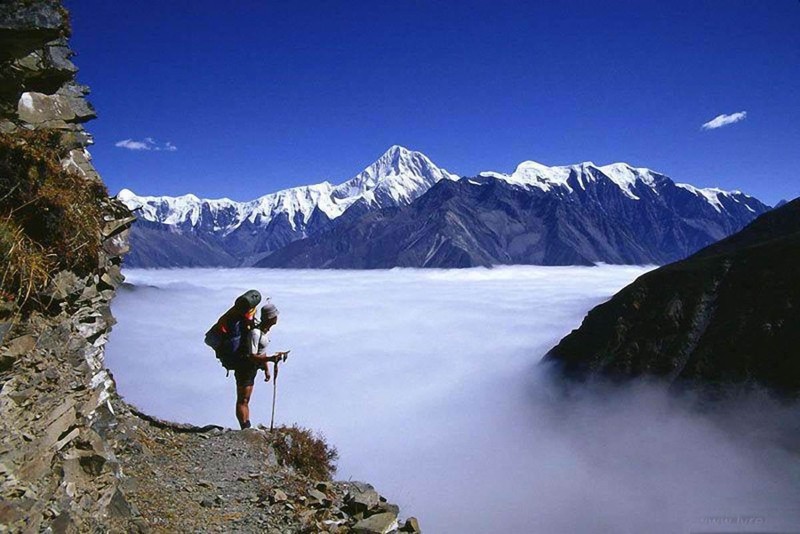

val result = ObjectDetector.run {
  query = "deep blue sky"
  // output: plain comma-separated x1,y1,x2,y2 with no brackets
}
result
65,1,799,205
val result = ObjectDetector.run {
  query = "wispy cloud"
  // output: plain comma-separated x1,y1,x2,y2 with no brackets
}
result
115,137,178,151
702,111,747,130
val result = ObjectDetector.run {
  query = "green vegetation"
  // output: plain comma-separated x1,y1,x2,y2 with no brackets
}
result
271,424,339,480
0,130,106,309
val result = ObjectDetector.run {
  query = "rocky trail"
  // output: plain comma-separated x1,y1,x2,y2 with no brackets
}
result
112,402,421,534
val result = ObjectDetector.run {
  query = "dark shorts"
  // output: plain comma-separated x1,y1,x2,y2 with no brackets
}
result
234,360,259,387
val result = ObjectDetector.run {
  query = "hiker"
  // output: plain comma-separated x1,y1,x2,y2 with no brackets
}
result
235,301,284,430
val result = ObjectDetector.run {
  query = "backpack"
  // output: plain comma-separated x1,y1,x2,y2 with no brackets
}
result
205,289,261,373
205,317,249,372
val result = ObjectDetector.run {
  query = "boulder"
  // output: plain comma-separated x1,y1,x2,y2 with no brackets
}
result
16,91,95,126
101,216,136,239
99,264,124,290
0,1,65,61
343,482,380,516
377,501,400,516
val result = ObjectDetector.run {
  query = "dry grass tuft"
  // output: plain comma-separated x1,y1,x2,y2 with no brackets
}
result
0,130,107,309
270,424,339,480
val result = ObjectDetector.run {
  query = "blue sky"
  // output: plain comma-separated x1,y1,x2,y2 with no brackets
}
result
65,1,799,205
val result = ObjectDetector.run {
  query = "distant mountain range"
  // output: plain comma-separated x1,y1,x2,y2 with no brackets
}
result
120,146,458,267
544,198,800,396
119,146,770,268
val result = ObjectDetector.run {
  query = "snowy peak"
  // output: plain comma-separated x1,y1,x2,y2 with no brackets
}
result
481,160,577,193
119,146,459,231
674,183,760,213
481,160,652,196
596,163,660,200
480,159,745,209
116,188,240,227
334,145,459,207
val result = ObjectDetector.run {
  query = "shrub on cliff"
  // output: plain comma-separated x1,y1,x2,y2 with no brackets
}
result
270,424,339,480
0,129,106,308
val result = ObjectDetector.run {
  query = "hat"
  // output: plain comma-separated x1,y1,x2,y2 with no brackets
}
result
261,301,279,320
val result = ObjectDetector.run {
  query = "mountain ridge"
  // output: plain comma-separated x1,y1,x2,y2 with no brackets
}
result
119,147,770,268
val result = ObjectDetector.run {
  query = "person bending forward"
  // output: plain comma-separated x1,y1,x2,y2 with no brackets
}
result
235,302,282,429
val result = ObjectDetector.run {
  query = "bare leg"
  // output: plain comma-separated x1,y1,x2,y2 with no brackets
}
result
236,384,254,429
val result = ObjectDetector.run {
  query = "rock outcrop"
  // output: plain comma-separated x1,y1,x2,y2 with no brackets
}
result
544,198,800,396
0,2,137,530
0,3,417,532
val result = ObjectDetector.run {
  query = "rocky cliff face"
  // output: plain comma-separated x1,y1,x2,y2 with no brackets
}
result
0,4,418,533
0,2,137,530
544,198,800,396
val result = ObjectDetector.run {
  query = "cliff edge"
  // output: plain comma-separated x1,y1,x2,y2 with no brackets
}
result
0,3,418,533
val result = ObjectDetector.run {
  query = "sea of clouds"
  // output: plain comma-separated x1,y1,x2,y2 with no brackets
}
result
106,266,800,533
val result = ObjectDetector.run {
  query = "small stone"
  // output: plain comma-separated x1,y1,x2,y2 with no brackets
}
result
352,512,398,534
315,481,333,493
307,488,328,503
54,427,80,451
271,489,288,503
79,454,106,476
200,497,215,508
197,480,213,488
4,334,37,357
399,517,422,533
108,489,134,519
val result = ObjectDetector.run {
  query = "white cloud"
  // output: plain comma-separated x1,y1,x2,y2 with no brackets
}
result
114,139,150,150
115,137,178,151
107,266,800,533
702,111,747,130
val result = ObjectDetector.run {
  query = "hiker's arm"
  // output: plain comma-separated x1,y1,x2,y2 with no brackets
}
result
247,353,271,366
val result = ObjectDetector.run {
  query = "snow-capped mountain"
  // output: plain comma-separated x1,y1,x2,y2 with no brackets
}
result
258,160,770,269
120,146,458,266
481,160,762,212
121,147,770,268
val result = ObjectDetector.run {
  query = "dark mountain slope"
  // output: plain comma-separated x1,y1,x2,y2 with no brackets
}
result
125,220,238,268
544,198,800,395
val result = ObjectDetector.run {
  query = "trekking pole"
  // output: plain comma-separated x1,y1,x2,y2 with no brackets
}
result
269,351,290,432
270,360,279,431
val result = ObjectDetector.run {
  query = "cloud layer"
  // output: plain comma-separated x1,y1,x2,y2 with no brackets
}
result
114,137,177,151
702,111,747,130
107,266,800,533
